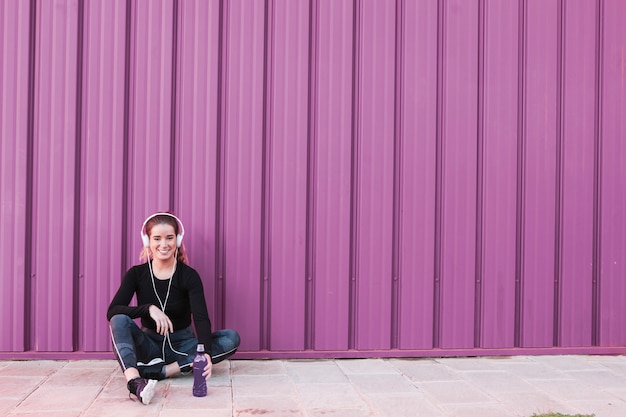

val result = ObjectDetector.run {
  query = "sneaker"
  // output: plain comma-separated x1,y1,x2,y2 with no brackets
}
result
138,362,166,380
127,377,157,405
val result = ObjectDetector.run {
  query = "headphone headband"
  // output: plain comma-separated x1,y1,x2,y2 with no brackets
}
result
140,212,185,247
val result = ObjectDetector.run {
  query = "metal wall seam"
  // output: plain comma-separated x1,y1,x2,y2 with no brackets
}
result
390,0,404,351
73,0,85,352
348,0,362,351
24,0,37,353
169,0,179,210
216,0,227,331
591,0,604,347
553,0,565,348
260,0,273,351
120,0,133,273
432,0,445,350
514,0,527,349
304,0,319,352
475,0,485,349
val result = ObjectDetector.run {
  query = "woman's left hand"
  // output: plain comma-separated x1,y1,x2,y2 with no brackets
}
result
203,353,213,380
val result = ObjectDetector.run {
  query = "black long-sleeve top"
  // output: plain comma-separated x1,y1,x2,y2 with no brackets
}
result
107,261,212,348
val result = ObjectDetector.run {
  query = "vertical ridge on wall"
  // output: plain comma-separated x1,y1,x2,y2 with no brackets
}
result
120,0,133,273
432,0,445,349
304,0,319,351
553,0,564,347
169,0,179,210
215,0,227,331
475,0,485,349
591,0,604,347
390,0,404,350
260,0,273,351
514,0,527,349
348,0,362,351
72,0,86,351
24,0,37,351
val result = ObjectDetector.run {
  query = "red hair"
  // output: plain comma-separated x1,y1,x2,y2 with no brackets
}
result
139,213,189,263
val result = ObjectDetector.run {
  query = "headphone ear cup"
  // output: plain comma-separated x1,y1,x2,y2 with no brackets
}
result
176,234,183,247
142,234,150,248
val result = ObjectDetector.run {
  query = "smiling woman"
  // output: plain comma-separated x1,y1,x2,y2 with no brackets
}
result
106,212,240,405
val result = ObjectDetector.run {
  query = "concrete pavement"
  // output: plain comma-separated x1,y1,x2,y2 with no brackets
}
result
1,355,626,416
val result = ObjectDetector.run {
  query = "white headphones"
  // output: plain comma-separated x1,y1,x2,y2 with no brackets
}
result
140,212,185,248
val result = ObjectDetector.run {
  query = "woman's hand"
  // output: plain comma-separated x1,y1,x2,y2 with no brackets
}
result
148,305,173,336
203,353,213,381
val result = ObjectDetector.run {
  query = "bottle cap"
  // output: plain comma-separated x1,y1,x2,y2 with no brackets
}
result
197,344,205,352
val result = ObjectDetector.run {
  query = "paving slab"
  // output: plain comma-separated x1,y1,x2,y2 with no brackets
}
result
0,355,625,416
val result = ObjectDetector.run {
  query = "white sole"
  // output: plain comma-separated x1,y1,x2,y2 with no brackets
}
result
140,379,157,405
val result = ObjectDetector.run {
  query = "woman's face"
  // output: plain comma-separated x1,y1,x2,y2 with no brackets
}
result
148,223,177,262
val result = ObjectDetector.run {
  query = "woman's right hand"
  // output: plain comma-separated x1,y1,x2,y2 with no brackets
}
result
149,305,174,335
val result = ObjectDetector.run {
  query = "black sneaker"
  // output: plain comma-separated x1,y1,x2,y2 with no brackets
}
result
127,377,157,405
138,362,166,380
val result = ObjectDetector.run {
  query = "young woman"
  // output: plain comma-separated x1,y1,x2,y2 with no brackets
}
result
107,212,240,404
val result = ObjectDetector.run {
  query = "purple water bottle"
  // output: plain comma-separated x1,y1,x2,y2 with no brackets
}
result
192,344,208,397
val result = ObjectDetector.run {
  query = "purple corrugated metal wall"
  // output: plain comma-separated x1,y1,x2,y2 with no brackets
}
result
1,0,625,359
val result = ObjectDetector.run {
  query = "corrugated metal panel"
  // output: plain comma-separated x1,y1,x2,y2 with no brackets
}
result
522,0,559,348
475,2,521,348
79,0,128,351
127,0,174,220
1,0,625,358
32,0,79,351
480,0,518,349
398,0,437,350
0,0,30,352
439,0,479,349
176,0,222,329
221,0,265,352
559,0,596,347
267,0,309,351
354,0,395,350
312,0,353,352
599,0,626,345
